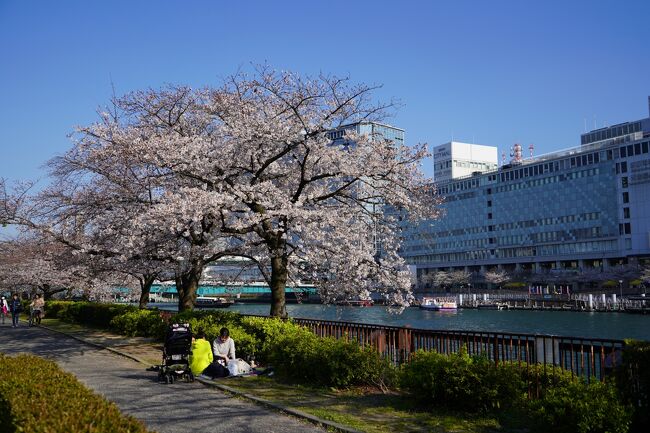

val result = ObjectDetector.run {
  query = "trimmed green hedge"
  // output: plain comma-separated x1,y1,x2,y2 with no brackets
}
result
0,353,152,433
47,300,137,328
400,349,632,432
616,340,650,432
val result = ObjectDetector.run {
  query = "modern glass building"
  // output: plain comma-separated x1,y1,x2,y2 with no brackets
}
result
401,101,650,288
327,121,405,146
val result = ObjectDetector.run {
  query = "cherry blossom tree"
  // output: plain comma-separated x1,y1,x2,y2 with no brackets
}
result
484,270,510,289
4,67,441,316
125,67,440,316
0,234,132,300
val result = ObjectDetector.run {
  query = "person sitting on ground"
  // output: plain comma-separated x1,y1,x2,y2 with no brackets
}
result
189,331,228,378
212,327,236,364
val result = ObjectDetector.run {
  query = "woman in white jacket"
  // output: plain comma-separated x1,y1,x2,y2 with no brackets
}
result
1,296,8,324
212,327,236,364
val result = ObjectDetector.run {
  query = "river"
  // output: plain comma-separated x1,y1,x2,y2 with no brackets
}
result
151,303,650,341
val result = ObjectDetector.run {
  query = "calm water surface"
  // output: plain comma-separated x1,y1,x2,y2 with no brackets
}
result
154,303,650,341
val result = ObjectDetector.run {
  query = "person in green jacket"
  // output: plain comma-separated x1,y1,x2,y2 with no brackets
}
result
189,331,228,378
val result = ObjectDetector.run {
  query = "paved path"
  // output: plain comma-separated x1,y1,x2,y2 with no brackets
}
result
0,323,326,433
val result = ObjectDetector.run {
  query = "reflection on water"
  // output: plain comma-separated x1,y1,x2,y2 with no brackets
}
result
151,303,650,341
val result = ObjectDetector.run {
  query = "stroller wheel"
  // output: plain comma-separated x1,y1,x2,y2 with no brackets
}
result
164,374,171,384
187,372,194,383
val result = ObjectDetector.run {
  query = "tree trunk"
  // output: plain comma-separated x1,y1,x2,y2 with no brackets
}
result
40,284,66,300
138,274,156,309
176,263,203,312
269,254,288,318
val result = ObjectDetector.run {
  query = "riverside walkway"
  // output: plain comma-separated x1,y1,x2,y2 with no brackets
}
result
0,322,326,433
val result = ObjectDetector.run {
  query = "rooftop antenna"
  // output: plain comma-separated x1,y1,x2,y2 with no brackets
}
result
529,143,534,158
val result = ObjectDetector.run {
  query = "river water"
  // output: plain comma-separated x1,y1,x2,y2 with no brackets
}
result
152,303,650,341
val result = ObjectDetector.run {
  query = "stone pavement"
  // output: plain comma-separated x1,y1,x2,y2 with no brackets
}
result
0,322,327,433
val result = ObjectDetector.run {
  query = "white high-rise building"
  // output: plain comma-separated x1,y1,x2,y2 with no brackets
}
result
433,141,498,181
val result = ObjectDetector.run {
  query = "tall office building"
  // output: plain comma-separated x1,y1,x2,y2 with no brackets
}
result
401,99,650,288
328,121,405,255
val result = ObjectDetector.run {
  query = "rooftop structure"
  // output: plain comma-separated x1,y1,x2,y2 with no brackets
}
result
433,141,499,182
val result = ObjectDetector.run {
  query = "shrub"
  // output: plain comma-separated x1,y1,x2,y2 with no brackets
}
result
44,300,69,318
528,379,631,433
400,349,525,412
0,353,152,433
110,309,167,339
616,340,650,433
268,329,395,388
55,301,136,328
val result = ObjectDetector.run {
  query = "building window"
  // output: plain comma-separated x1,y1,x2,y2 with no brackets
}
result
622,177,628,188
624,207,630,219
625,223,631,234
488,213,493,219
487,200,492,207
623,192,629,203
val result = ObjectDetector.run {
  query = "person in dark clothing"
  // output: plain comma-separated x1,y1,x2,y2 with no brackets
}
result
9,294,22,328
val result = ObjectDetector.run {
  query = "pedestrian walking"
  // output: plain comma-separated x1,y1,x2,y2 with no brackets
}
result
1,296,9,324
29,294,44,326
9,294,22,328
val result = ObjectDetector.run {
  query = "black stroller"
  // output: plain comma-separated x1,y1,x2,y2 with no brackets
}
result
158,323,194,384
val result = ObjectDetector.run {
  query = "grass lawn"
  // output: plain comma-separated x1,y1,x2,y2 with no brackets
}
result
223,376,526,433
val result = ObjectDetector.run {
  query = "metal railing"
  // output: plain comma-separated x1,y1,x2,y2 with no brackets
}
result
287,316,625,382
160,309,626,384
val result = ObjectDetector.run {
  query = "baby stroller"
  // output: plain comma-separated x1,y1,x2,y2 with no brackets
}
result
158,323,194,384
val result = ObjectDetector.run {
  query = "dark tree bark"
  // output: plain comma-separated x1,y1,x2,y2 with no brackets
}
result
39,284,67,300
269,254,288,318
138,274,156,309
176,262,203,312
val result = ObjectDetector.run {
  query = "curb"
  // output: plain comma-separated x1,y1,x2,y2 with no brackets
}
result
35,323,364,433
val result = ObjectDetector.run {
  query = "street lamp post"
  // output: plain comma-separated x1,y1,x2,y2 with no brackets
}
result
618,279,623,308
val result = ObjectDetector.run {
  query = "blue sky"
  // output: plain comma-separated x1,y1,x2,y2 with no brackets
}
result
1,0,649,182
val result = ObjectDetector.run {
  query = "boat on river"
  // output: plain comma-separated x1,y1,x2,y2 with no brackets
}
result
194,296,234,309
419,298,458,311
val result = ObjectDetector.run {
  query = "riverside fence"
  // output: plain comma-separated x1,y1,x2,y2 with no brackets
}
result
283,316,625,383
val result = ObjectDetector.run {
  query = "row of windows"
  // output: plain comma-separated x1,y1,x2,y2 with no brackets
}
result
408,240,619,264
495,168,600,194
581,122,642,145
499,152,602,183
619,141,649,158
408,211,603,244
